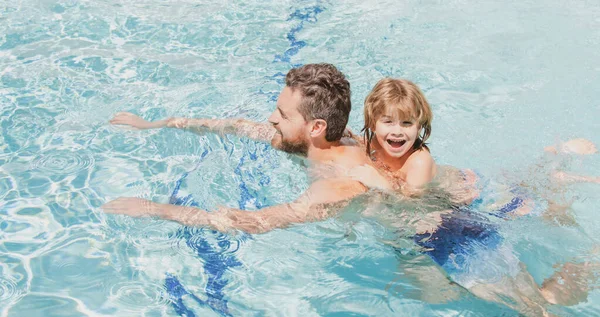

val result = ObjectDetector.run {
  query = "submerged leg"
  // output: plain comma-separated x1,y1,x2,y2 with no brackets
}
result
542,199,578,226
387,254,465,304
540,261,600,306
544,138,598,155
468,263,552,317
552,171,600,184
468,259,600,316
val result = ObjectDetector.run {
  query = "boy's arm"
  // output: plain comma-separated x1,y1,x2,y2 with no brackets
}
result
348,164,395,191
347,160,433,197
397,152,436,197
110,112,276,143
101,178,367,234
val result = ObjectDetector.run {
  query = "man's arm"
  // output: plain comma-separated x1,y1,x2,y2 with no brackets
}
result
102,178,367,234
109,112,276,143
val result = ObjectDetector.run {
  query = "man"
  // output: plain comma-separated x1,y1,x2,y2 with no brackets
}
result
102,63,372,234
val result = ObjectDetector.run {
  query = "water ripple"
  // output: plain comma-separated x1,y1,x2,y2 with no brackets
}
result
167,227,246,271
0,277,21,305
53,260,86,280
132,224,179,252
32,150,94,175
105,215,180,253
238,257,316,297
183,227,243,256
109,281,169,312
315,287,389,315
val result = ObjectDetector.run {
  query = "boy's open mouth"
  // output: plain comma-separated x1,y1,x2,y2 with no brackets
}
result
387,139,406,148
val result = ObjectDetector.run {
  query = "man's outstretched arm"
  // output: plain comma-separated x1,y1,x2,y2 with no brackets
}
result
101,178,367,234
109,112,276,143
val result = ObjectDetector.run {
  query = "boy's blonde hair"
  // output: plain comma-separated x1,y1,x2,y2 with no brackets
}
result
361,78,432,154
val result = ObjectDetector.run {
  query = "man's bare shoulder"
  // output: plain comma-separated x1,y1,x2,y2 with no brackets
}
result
340,145,371,166
310,146,370,180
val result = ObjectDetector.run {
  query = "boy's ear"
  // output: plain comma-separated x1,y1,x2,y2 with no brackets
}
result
310,119,327,138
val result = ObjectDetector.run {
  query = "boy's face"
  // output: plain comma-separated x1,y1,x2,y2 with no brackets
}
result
373,111,420,159
268,86,310,155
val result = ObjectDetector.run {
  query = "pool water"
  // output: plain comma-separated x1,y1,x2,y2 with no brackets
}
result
1,0,600,316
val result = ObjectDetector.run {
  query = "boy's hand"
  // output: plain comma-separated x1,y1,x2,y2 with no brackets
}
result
110,112,166,129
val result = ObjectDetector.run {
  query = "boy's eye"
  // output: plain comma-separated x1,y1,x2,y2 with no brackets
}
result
402,121,413,125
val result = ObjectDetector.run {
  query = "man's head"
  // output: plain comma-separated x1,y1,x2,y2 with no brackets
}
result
268,63,351,155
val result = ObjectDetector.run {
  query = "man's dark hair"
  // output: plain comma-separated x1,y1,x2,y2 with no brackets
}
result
285,63,351,142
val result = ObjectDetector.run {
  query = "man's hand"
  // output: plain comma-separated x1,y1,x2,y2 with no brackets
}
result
102,197,161,218
110,112,168,129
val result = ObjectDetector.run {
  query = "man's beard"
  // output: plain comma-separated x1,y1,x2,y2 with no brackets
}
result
272,132,309,156
280,138,309,156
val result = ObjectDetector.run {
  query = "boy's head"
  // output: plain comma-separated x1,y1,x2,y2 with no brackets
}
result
361,78,432,154
269,63,351,155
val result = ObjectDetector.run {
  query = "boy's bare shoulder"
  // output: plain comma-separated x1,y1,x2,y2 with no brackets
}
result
405,149,435,170
402,149,436,187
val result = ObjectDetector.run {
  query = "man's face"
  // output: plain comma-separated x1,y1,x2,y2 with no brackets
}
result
268,86,310,155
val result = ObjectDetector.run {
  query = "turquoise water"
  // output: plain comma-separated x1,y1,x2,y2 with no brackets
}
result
1,0,600,316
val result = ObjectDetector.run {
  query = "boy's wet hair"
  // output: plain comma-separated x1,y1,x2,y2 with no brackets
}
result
361,78,433,154
286,63,351,142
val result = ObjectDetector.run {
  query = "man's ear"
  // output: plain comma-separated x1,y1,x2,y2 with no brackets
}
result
310,119,327,138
